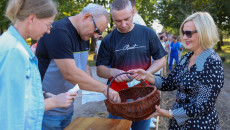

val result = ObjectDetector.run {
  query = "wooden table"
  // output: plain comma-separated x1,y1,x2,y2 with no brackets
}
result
65,117,132,130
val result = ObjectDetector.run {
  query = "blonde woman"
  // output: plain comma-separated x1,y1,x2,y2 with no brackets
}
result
130,12,223,129
0,0,76,129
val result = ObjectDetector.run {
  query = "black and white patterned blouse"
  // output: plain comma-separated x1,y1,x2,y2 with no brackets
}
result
155,49,224,130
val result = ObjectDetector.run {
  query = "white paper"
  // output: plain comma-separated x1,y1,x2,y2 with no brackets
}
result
127,79,140,87
68,84,80,93
82,90,106,104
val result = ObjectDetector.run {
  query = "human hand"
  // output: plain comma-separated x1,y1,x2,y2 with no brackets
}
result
111,69,130,82
103,88,121,103
128,69,148,81
52,92,77,108
146,105,170,119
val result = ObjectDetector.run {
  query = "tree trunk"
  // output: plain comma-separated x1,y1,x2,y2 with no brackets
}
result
220,33,224,46
90,38,96,52
217,41,222,51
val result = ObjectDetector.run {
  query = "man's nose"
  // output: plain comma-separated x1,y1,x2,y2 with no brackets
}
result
121,21,126,27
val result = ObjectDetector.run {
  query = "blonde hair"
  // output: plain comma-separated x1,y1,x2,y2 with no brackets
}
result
180,12,219,49
6,0,57,24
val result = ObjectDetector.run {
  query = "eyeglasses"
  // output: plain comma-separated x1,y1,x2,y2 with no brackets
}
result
38,19,53,30
182,30,197,38
91,15,102,35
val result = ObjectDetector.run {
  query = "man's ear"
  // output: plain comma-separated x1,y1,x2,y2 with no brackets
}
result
27,14,36,25
132,8,135,17
82,13,91,22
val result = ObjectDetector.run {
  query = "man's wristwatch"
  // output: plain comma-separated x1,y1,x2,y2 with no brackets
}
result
169,109,173,119
43,91,53,99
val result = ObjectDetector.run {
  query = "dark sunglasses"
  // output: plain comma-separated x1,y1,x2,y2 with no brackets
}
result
91,16,102,35
182,30,197,38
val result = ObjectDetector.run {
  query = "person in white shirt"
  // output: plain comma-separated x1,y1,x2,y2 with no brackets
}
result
129,0,146,26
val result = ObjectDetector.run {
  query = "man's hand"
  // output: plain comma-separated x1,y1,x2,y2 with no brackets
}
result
111,69,131,82
103,88,121,103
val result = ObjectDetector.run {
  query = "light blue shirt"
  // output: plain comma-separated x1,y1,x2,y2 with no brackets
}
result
0,26,44,130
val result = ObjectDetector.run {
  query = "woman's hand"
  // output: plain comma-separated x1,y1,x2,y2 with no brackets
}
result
52,92,77,108
128,69,155,84
44,92,77,111
146,105,172,119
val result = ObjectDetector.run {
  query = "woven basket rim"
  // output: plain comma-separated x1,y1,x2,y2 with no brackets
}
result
107,85,157,105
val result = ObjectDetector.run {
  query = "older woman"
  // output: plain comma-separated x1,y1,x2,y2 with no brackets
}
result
130,12,224,129
0,0,76,129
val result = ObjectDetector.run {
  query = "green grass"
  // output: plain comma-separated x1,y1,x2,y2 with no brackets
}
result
215,41,230,66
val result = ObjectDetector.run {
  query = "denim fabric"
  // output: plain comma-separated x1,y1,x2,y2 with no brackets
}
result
0,25,44,130
109,113,150,130
42,111,73,130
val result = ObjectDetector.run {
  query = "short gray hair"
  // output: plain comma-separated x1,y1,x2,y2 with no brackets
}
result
110,0,132,14
80,3,109,21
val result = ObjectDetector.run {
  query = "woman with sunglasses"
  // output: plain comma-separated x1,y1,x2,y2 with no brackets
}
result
0,0,77,129
129,12,223,129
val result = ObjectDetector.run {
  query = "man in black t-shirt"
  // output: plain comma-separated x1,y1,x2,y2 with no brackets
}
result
36,4,120,130
96,0,167,130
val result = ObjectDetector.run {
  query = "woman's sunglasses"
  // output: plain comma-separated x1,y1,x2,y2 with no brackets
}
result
182,30,197,38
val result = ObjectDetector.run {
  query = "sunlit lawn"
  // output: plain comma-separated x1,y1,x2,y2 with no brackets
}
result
88,51,96,66
216,40,230,66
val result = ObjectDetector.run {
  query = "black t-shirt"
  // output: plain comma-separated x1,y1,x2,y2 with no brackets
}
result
96,24,167,71
36,17,89,80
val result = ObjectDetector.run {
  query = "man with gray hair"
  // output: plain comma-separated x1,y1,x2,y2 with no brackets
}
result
36,3,120,129
96,0,167,129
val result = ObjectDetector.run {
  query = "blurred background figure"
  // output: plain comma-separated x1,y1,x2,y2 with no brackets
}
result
30,42,38,54
169,36,181,71
95,35,103,55
178,37,184,60
129,0,146,26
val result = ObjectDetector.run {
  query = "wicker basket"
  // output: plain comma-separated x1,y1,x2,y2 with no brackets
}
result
104,72,160,121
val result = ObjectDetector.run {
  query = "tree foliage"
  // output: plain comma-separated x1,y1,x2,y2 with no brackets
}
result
156,0,230,33
0,0,10,34
156,0,230,50
54,0,91,20
136,0,158,27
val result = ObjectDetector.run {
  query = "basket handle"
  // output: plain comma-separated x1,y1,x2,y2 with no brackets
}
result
107,72,148,102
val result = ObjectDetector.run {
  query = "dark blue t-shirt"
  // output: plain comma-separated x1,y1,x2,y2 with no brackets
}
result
96,24,167,71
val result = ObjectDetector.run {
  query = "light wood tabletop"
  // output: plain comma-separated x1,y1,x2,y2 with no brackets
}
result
65,117,132,130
